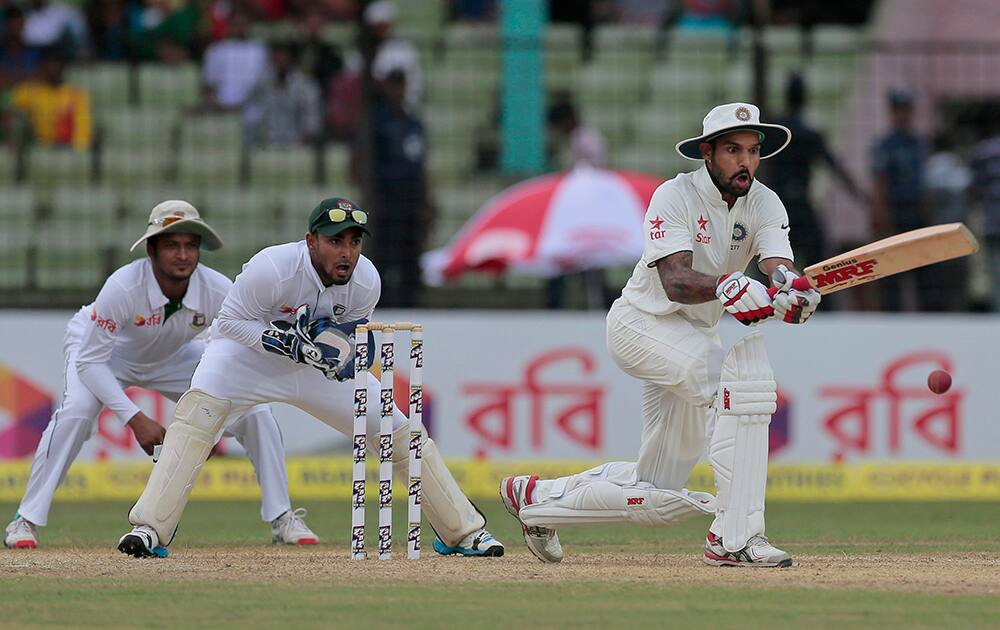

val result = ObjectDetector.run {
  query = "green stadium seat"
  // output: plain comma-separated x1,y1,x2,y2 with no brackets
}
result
66,63,132,110
425,67,498,106
423,106,490,147
250,146,320,188
322,23,354,47
275,186,359,243
101,108,178,150
324,144,351,186
139,64,200,112
650,62,730,108
443,24,499,72
200,188,281,266
578,64,646,109
249,20,299,42
35,221,108,289
0,146,17,185
176,148,242,188
180,113,243,151
28,147,92,187
394,0,445,36
592,24,657,69
763,26,802,53
813,26,865,52
102,148,172,189
0,188,36,289
544,23,583,90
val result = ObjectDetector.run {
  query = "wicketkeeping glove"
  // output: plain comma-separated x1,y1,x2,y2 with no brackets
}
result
716,272,776,326
262,305,344,380
770,265,821,324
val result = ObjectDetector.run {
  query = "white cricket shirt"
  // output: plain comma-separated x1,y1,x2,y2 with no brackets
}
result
620,164,794,327
213,241,380,351
74,258,232,424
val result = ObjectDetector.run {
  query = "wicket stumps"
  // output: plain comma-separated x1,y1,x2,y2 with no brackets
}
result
351,322,423,561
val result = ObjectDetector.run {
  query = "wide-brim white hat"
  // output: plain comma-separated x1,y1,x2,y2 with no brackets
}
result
130,200,223,252
675,102,791,160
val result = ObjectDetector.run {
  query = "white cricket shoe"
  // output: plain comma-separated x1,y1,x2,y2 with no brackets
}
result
703,531,792,567
432,528,504,557
117,525,162,558
271,508,319,545
4,516,38,549
500,475,563,563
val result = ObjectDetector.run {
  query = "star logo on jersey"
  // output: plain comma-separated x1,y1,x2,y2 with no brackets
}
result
696,215,712,245
697,215,709,232
649,216,666,240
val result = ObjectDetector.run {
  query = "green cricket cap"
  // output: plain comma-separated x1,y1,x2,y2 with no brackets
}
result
308,197,371,236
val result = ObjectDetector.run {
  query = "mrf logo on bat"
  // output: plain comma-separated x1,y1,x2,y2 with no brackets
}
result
812,258,879,289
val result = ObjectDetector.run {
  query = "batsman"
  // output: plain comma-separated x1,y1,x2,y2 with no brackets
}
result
502,103,821,567
118,197,503,558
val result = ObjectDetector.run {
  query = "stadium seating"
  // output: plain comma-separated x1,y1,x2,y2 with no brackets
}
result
66,63,131,110
138,64,201,111
0,188,36,289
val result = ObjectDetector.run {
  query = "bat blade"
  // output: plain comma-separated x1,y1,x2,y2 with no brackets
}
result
789,223,979,295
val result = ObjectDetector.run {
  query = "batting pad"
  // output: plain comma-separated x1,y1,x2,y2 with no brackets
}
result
392,423,484,547
709,331,777,553
519,461,716,528
129,389,231,544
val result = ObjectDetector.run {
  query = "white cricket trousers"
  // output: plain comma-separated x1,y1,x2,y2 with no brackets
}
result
534,298,724,506
17,337,291,526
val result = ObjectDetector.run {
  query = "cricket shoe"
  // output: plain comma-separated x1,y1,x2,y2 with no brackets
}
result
117,525,163,558
271,508,319,545
433,529,504,557
4,515,38,549
703,531,792,568
500,475,563,563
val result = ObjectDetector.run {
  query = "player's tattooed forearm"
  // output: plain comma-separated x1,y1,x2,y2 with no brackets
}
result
655,251,719,304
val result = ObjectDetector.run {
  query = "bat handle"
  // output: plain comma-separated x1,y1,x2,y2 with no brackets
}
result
766,274,813,298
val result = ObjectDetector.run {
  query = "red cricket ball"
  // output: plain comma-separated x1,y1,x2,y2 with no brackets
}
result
927,370,952,395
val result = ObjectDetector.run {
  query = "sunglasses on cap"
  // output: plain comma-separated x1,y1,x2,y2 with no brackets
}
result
328,208,368,224
149,214,188,227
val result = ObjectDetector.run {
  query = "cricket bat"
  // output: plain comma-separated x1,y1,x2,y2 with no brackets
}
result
773,223,979,295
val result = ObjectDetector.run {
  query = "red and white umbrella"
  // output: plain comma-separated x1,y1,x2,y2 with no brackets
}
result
422,166,663,285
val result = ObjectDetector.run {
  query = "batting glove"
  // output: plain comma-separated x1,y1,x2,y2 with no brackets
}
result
770,265,821,324
716,272,776,326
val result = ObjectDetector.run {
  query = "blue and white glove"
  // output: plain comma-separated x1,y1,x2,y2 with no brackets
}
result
262,305,342,380
306,317,373,382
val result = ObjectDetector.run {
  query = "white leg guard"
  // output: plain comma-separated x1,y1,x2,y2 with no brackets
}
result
392,423,484,547
128,390,231,544
519,462,715,528
708,331,777,553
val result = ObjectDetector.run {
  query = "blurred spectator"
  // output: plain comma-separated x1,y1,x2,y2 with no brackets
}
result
11,47,92,149
924,133,972,311
364,0,422,112
614,0,673,25
545,95,609,310
84,0,139,61
324,62,361,142
298,6,343,97
870,88,928,311
1,5,42,89
243,41,321,147
364,69,432,308
200,10,266,110
155,34,192,64
132,0,204,61
451,0,495,22
547,96,606,169
23,0,90,59
969,119,1000,312
766,73,867,269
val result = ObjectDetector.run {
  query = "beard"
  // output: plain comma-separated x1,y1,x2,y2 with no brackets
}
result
709,163,754,197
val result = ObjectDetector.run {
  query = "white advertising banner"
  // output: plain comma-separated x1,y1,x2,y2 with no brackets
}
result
1,310,998,463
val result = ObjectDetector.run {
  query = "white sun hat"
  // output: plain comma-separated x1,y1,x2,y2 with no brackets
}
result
675,102,792,161
129,200,223,252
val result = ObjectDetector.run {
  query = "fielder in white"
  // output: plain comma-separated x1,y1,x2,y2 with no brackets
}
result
5,201,317,550
117,197,504,558
501,103,822,567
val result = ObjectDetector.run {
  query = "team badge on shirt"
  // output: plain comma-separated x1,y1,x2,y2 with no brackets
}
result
649,216,666,240
333,304,346,317
731,222,748,251
191,312,206,329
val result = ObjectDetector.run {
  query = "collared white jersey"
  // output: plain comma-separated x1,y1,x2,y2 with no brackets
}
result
213,241,380,351
74,258,230,369
620,164,794,327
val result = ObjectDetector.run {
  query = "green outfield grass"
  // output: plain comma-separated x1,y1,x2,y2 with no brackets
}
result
3,500,999,629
